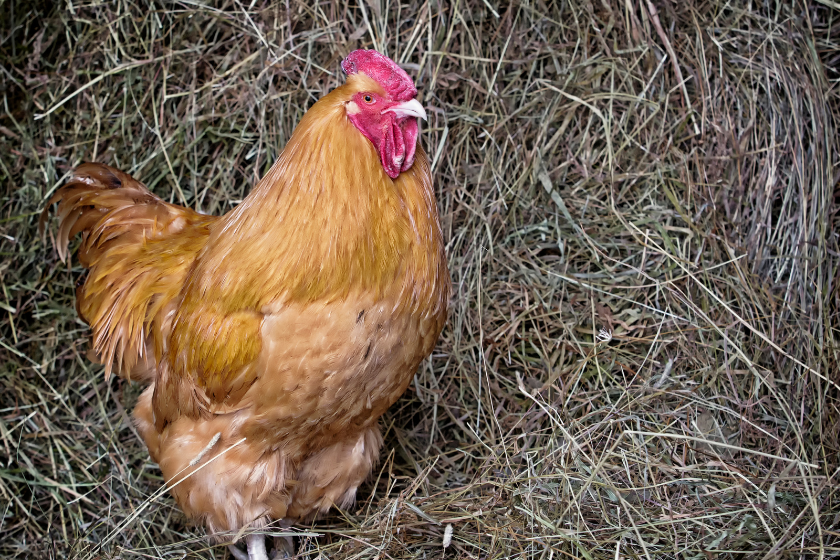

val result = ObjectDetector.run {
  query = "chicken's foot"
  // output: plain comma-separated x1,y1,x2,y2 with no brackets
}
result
227,533,269,560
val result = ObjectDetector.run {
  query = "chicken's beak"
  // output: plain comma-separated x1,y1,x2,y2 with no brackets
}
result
384,99,428,121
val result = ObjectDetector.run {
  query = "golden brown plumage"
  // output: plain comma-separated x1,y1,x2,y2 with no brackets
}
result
43,51,449,558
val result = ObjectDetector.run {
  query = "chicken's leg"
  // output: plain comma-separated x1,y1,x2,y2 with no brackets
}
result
227,534,269,560
227,543,248,560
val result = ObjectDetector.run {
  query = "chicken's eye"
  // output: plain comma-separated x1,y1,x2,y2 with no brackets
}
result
363,95,374,104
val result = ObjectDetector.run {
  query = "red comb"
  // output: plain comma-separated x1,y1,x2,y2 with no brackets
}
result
341,49,418,101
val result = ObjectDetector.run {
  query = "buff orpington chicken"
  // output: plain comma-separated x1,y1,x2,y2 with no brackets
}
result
42,49,450,560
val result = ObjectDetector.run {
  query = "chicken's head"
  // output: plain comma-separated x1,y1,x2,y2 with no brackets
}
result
341,49,427,179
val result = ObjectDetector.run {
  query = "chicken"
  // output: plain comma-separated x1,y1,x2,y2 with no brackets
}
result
42,49,450,560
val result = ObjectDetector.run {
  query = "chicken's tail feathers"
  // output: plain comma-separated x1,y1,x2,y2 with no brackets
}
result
42,162,217,381
41,163,163,262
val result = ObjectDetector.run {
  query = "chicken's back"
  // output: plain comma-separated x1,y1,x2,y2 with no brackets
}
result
42,163,217,381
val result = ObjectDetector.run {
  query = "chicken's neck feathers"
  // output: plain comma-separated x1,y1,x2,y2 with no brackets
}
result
193,84,446,314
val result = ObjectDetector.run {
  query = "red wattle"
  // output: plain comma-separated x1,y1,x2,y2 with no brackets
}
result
400,118,418,174
378,117,418,179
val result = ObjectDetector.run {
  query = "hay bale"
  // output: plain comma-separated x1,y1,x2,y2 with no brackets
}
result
0,0,838,558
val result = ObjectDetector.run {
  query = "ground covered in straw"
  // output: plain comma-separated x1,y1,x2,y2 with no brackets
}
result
1,0,839,558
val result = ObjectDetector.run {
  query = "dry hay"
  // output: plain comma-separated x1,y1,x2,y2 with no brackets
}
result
1,0,839,558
